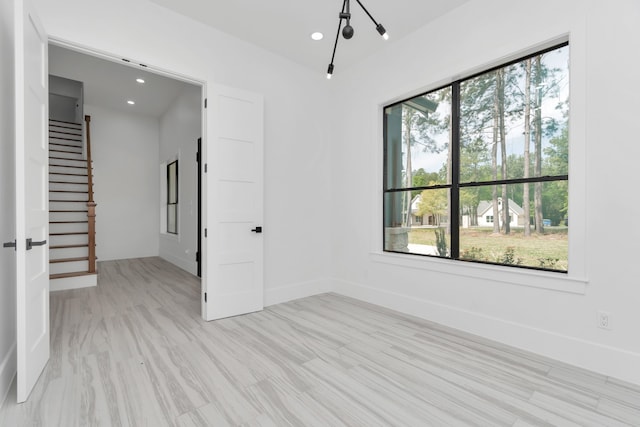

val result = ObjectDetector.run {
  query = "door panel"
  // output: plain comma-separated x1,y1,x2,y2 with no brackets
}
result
15,0,49,403
204,85,264,321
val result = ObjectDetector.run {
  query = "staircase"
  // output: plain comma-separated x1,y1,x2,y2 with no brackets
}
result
49,117,98,290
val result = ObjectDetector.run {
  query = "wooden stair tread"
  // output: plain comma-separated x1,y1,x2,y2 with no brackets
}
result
49,181,89,185
49,140,82,148
49,231,88,236
49,157,88,162
50,243,89,249
50,271,97,280
49,172,88,176
49,200,88,202
49,130,82,137
49,119,81,125
50,210,88,213
49,190,88,194
50,220,88,224
49,149,82,155
50,256,88,263
49,164,87,169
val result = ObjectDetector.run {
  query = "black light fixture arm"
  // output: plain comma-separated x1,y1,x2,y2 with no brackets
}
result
354,0,379,26
330,0,347,67
328,0,347,78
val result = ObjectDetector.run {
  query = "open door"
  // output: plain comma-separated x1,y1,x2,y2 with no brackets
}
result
203,85,264,321
15,0,50,403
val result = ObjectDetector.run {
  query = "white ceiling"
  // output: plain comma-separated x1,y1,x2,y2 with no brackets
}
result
149,0,471,72
48,44,198,117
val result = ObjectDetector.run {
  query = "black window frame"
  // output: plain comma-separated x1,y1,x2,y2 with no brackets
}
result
383,42,569,273
167,159,178,235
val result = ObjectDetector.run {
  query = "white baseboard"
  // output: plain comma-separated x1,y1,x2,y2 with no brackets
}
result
333,278,640,387
50,273,97,292
265,278,331,307
159,254,197,276
0,342,16,411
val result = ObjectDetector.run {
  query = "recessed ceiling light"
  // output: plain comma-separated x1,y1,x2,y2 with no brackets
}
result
311,32,324,41
136,78,145,84
127,100,135,105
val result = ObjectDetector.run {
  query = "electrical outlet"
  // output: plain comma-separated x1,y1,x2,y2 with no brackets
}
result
597,311,611,330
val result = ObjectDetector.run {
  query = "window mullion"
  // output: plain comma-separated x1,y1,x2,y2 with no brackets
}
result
450,82,460,259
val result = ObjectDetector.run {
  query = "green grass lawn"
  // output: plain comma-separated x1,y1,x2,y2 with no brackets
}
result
408,227,568,270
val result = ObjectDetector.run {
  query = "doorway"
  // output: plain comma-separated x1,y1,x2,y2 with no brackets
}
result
48,41,206,303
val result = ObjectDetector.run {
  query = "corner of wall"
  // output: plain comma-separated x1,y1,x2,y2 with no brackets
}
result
265,278,333,307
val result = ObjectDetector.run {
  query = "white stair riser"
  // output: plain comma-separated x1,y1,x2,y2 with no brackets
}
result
50,260,88,275
49,234,88,246
48,157,87,167
49,130,82,139
48,191,88,202
49,247,88,259
49,123,82,131
50,182,88,192
49,223,88,234
48,211,87,222
49,201,87,211
49,174,87,184
48,151,83,160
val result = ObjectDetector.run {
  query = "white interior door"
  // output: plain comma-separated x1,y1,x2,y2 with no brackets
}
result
204,85,264,321
15,0,49,403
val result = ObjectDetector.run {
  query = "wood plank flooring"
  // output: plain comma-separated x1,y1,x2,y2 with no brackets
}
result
1,257,639,426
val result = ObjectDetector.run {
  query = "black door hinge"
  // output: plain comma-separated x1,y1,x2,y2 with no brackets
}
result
204,292,207,302
204,228,208,238
196,152,199,162
204,98,207,108
204,164,208,173
196,251,200,262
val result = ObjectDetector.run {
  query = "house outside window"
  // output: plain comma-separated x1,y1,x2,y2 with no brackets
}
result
167,160,178,234
383,43,569,272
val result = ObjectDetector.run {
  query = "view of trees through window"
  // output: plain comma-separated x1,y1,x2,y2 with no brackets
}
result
384,43,569,272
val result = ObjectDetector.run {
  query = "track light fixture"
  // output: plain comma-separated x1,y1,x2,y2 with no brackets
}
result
326,0,389,79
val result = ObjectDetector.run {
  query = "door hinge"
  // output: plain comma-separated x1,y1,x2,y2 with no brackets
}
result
204,228,208,238
204,164,208,173
196,251,200,262
204,292,207,303
196,152,199,162
204,98,207,108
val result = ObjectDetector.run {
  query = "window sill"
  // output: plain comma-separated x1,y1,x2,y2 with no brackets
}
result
370,251,588,294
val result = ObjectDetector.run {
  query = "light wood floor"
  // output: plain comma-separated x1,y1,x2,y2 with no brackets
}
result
1,257,639,426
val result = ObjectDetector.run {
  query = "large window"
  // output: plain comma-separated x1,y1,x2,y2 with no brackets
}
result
167,160,178,234
383,43,569,272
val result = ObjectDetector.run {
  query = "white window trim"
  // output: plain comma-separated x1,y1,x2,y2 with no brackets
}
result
370,34,588,295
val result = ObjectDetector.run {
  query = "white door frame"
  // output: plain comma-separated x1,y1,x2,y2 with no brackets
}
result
46,37,210,318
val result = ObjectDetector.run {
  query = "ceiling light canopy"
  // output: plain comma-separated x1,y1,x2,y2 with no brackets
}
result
311,32,324,41
326,0,389,79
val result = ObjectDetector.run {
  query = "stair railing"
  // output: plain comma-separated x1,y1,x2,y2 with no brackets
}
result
85,115,97,273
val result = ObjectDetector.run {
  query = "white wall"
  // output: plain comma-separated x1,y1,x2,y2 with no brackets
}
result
33,0,332,303
48,75,83,122
159,85,201,275
0,0,16,408
87,104,160,261
329,0,640,386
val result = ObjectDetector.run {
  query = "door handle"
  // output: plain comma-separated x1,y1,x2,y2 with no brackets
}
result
3,240,16,250
26,238,46,250
251,226,263,233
